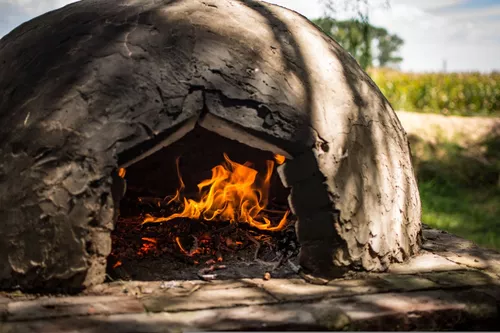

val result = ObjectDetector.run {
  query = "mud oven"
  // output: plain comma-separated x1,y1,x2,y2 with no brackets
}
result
0,0,421,291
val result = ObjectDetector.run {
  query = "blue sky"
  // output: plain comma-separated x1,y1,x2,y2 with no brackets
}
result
1,0,499,72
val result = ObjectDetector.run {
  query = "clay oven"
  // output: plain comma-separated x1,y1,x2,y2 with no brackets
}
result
0,0,421,291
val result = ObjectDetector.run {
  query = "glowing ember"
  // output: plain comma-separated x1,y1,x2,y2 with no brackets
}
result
143,153,289,231
175,236,201,257
274,154,286,165
113,260,122,269
137,237,157,256
118,168,126,178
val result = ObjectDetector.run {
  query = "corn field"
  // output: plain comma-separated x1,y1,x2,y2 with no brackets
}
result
367,68,500,117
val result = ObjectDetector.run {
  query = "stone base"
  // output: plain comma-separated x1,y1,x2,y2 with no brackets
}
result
1,227,499,332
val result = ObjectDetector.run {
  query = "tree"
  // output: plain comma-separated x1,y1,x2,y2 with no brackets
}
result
373,27,404,67
312,17,404,69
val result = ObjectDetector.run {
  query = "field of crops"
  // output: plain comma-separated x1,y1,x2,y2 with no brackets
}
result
368,68,500,117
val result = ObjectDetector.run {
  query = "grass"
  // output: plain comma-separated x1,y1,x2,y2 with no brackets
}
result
410,131,500,250
419,181,500,250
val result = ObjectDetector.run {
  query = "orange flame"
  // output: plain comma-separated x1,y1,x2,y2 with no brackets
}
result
137,237,157,256
175,236,200,256
274,154,286,165
118,168,126,178
143,153,289,231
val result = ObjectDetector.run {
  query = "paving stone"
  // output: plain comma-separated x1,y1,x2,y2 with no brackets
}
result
6,295,145,321
439,251,490,270
164,302,348,331
329,289,498,330
243,277,390,302
0,302,349,332
422,270,498,288
327,277,391,293
423,229,500,275
423,229,478,252
196,279,248,290
474,285,500,305
142,286,277,312
244,278,344,301
0,303,7,321
379,274,439,291
388,252,462,274
0,314,178,333
2,284,499,332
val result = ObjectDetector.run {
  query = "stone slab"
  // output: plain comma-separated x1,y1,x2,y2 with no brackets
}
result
243,278,348,301
142,286,277,312
243,277,394,302
0,302,348,333
422,270,497,288
329,289,499,330
388,252,462,274
6,296,145,321
474,285,500,305
422,228,500,275
378,274,439,291
2,280,500,332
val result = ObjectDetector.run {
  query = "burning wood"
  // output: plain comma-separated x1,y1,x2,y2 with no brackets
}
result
143,153,289,231
109,152,300,281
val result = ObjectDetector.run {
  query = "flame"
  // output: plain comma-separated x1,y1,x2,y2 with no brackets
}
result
141,237,157,244
175,236,200,256
274,154,286,165
137,237,157,256
143,153,289,231
118,168,126,178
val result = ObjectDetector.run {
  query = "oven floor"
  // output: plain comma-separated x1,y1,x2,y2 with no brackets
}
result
108,214,300,282
2,226,500,332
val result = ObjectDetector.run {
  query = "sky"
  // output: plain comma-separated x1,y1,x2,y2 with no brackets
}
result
1,0,499,72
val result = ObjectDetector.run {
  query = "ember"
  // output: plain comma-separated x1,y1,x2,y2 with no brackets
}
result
137,237,158,257
109,151,299,281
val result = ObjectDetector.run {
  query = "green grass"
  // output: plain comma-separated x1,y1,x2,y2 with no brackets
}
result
410,132,500,250
419,180,500,250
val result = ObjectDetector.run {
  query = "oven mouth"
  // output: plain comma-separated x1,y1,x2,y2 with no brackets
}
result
108,122,300,281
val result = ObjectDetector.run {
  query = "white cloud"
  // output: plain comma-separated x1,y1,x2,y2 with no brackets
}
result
368,2,500,72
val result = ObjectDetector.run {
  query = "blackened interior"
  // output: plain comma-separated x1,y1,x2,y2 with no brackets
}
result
108,126,300,281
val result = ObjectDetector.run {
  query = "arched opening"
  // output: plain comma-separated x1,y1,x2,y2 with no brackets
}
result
108,114,301,280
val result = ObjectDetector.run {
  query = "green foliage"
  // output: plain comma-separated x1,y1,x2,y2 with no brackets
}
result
369,68,500,116
409,133,500,250
312,17,403,70
419,181,500,250
373,29,403,67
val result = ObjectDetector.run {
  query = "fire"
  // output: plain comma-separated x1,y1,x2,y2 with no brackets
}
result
137,237,157,256
175,236,201,257
274,154,286,165
143,153,289,231
118,168,126,178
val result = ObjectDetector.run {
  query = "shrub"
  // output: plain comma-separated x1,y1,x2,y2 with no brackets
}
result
367,68,500,117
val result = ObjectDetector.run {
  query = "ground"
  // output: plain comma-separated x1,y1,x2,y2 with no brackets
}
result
1,226,500,332
396,111,500,250
1,112,500,332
